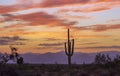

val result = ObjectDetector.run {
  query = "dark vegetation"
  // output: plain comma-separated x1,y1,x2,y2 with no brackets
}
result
0,45,24,64
0,61,120,76
1,53,120,76
0,29,120,76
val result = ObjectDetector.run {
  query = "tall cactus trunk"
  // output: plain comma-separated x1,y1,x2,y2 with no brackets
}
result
64,29,74,68
68,56,71,67
67,29,70,54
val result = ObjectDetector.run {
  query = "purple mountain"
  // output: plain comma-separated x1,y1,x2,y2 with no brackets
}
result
21,51,120,64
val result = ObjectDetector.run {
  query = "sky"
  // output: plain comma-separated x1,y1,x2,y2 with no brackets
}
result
0,0,120,54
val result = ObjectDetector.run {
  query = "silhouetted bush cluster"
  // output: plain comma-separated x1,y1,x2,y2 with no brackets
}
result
0,46,24,64
94,53,120,67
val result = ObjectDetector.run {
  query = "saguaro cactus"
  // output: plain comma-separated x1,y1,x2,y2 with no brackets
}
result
64,29,74,67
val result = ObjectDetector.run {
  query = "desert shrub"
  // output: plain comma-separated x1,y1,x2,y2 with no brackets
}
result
94,53,120,67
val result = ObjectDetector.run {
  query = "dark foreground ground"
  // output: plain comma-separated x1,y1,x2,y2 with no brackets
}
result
0,64,120,76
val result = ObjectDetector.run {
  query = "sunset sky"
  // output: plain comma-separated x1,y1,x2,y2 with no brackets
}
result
0,0,120,54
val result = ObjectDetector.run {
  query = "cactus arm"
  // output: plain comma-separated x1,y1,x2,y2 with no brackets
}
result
70,39,74,56
65,42,68,55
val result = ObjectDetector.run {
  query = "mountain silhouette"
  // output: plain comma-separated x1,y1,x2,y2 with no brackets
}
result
20,50,120,64
0,51,119,64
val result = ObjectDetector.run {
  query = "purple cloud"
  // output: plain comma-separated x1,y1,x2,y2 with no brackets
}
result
0,36,28,45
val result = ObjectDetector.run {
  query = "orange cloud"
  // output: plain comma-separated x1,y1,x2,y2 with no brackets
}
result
76,35,110,38
0,28,4,31
58,1,120,13
0,6,15,14
3,24,25,29
8,29,38,36
40,0,90,7
40,0,120,7
93,24,120,32
81,46,120,49
73,24,120,32
59,6,110,13
0,4,34,14
108,19,120,23
17,0,120,8
0,0,119,14
2,12,120,32
10,12,77,27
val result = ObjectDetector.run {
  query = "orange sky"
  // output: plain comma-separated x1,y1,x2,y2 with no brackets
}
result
0,0,120,54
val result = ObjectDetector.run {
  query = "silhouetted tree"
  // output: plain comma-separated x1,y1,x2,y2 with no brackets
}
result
94,53,120,68
9,46,24,64
0,46,24,64
94,53,111,64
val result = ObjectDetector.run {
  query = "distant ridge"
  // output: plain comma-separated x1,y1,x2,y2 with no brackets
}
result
20,50,120,64
0,51,119,64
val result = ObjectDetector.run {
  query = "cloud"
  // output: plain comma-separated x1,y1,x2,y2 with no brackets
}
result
40,0,90,7
113,39,120,41
39,43,63,46
81,46,120,49
0,0,17,5
92,24,120,32
75,35,110,38
43,38,63,41
7,29,39,35
0,14,18,23
79,42,98,45
3,25,25,29
7,12,77,27
58,1,120,13
0,0,119,14
0,4,34,14
58,6,111,13
10,42,26,45
0,0,120,32
0,28,4,31
0,0,43,13
40,0,120,8
0,12,77,30
0,5,27,14
0,6,14,14
1,11,120,32
73,24,120,32
1,14,14,17
0,36,28,45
